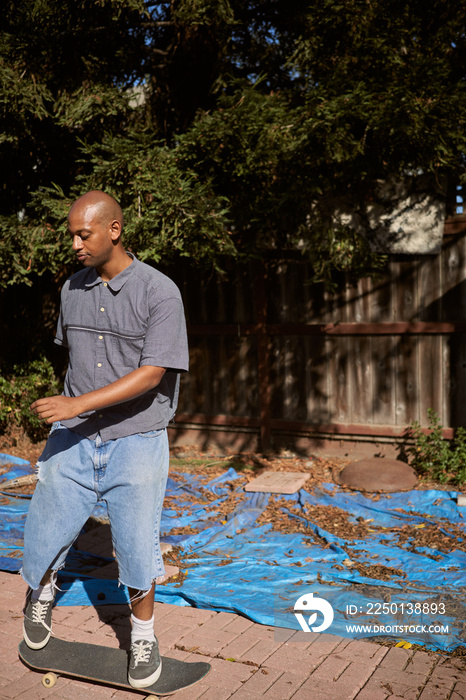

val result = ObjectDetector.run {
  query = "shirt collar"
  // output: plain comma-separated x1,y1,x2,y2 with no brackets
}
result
84,253,136,291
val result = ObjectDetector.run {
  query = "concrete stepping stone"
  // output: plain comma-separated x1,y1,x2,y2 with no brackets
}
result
244,471,310,494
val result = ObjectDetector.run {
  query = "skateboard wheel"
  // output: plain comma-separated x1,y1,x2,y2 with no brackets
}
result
42,672,58,688
145,696,158,700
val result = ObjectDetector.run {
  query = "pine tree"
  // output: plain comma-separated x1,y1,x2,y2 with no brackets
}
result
1,0,466,287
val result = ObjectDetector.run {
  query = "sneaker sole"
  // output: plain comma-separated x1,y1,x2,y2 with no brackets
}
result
128,659,162,689
22,624,51,650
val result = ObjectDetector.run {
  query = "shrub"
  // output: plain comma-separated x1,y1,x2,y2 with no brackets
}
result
407,409,466,485
0,358,62,441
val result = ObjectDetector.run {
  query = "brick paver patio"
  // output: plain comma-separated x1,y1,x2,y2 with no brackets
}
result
0,569,465,700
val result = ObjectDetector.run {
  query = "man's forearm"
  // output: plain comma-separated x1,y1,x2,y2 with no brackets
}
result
30,365,166,424
77,366,166,413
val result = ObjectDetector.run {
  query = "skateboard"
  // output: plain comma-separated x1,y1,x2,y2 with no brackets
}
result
19,637,211,698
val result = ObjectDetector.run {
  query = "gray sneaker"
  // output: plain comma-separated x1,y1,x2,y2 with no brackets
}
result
128,638,162,689
23,592,54,650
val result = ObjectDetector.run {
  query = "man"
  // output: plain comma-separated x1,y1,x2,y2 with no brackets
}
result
21,190,188,689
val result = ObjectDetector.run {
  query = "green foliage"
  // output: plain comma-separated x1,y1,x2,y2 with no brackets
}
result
305,224,387,291
0,358,62,440
178,84,308,252
301,0,466,191
172,0,234,26
1,0,466,289
407,410,466,485
78,133,236,266
0,206,74,288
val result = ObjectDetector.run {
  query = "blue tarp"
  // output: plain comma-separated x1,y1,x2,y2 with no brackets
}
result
0,454,34,572
1,454,465,651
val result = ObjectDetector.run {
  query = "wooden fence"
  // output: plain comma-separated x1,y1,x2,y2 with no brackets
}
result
169,216,466,452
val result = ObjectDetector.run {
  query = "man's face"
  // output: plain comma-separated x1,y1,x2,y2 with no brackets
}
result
67,204,116,270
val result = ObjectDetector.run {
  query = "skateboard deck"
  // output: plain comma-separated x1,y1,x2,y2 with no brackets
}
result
19,637,211,696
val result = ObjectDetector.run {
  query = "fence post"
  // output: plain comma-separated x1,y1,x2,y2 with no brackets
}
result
254,262,272,452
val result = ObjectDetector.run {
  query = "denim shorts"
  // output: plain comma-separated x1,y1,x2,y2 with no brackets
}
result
21,422,169,592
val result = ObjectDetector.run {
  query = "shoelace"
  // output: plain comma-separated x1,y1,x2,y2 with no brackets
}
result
131,640,154,665
30,600,52,628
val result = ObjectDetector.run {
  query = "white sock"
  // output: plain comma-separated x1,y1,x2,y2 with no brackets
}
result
131,614,155,644
31,582,55,602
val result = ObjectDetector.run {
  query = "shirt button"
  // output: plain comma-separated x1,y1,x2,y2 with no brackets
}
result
97,362,102,367
100,307,105,312
98,335,103,340
98,414,103,419
103,282,108,287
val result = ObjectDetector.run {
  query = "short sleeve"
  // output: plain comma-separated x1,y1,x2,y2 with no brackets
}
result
54,281,69,348
139,295,189,372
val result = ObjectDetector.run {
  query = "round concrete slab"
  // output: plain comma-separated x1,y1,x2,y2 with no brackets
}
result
336,458,418,493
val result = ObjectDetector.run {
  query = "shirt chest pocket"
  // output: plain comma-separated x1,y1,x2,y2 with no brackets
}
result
108,330,146,371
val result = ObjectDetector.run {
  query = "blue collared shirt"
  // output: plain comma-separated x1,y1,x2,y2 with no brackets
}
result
55,254,189,440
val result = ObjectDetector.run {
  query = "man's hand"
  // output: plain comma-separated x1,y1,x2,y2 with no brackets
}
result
30,395,84,424
30,365,166,425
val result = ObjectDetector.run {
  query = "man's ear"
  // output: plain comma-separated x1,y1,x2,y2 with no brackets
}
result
109,219,122,241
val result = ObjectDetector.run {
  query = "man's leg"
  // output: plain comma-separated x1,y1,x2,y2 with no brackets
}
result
126,582,161,689
129,582,156,622
128,583,157,662
103,429,169,688
129,583,156,643
22,424,99,648
23,569,56,649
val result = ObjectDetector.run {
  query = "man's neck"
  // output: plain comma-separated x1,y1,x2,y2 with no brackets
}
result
98,251,133,281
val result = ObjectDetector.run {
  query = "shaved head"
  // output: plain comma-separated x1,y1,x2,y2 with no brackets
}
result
67,191,131,279
69,191,123,232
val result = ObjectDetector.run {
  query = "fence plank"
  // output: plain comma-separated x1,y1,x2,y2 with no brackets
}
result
449,333,466,427
393,258,418,321
442,236,466,321
395,335,419,425
369,274,393,322
418,253,442,322
371,336,397,425
327,335,351,423
348,336,372,423
418,335,443,422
